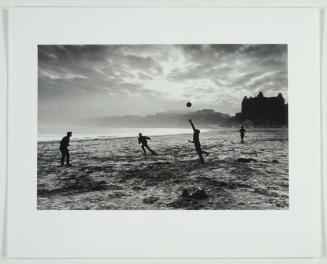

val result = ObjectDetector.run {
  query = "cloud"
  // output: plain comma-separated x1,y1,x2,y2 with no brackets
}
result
38,44,287,123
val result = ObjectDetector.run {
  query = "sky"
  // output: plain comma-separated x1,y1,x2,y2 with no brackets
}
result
38,44,287,124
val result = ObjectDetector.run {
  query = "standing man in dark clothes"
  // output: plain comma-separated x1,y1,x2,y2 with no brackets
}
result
60,131,72,166
188,119,209,163
239,126,246,143
138,133,157,155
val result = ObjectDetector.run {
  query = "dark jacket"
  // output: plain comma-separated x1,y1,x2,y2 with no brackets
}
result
60,136,70,150
138,136,150,145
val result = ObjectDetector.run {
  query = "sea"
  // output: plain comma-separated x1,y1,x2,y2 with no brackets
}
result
38,127,203,142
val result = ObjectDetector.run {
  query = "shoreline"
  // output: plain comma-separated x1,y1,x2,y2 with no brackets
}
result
37,127,288,143
37,129,211,143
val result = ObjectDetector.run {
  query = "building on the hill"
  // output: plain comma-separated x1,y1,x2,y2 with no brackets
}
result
235,92,288,127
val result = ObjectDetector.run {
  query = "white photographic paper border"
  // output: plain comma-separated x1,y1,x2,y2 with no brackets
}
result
0,2,326,264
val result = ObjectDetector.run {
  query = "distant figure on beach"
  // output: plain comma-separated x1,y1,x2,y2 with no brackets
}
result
239,126,246,143
60,131,72,166
138,133,157,155
188,119,209,163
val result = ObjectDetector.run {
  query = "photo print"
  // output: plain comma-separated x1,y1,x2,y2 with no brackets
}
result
37,44,288,210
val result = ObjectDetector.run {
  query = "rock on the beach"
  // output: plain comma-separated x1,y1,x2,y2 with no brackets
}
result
237,158,257,163
254,187,269,195
181,188,190,197
91,181,107,191
192,189,208,200
132,186,146,191
143,196,159,204
181,186,208,200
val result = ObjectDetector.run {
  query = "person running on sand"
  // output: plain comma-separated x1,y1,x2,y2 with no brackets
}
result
239,126,246,143
188,119,209,163
60,131,72,166
138,133,157,155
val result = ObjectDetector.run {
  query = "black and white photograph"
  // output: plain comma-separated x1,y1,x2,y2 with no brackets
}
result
37,44,288,210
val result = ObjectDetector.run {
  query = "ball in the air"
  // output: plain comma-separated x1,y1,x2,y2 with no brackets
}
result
186,102,192,107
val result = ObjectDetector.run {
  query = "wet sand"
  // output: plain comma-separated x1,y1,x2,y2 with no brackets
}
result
37,128,289,210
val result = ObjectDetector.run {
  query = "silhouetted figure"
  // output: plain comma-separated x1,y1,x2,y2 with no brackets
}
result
239,126,246,143
60,131,72,166
188,119,209,163
138,133,157,155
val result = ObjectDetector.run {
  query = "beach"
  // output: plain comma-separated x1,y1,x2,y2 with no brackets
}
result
37,128,289,210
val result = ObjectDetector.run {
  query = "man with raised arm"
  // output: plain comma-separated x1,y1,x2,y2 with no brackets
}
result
188,119,209,163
